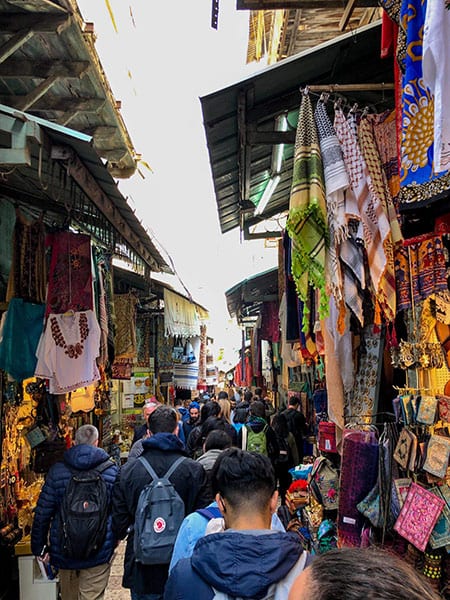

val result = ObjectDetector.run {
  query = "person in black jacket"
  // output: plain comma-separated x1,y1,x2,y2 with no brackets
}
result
31,424,118,600
283,396,307,463
131,399,159,445
237,401,279,465
112,405,210,600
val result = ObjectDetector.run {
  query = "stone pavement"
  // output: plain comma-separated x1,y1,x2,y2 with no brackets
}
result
105,540,130,600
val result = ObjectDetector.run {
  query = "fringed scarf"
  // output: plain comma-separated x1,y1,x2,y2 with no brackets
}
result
334,109,393,324
287,92,328,329
314,100,349,322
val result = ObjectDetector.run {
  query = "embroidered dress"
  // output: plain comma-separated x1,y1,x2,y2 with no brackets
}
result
423,0,450,173
35,310,100,394
45,232,93,317
369,110,401,201
287,92,328,328
0,298,45,381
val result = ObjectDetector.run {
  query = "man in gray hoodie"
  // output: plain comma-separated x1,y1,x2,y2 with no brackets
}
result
196,430,232,473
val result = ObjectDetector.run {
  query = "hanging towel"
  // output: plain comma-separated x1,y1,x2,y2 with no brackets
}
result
423,1,450,173
287,92,328,328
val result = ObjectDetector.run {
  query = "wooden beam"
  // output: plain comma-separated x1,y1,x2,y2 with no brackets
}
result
339,0,358,31
0,29,35,64
237,0,376,8
0,96,105,113
287,10,302,56
247,129,295,145
15,71,63,111
359,7,378,26
0,14,70,33
65,152,159,271
0,60,89,78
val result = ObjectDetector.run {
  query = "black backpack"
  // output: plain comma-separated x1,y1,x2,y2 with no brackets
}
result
59,459,112,560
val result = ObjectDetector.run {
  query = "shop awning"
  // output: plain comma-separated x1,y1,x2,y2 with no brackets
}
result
200,21,394,239
225,267,278,321
0,0,138,178
0,103,172,276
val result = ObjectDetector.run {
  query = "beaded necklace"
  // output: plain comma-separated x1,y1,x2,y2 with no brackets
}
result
50,312,89,359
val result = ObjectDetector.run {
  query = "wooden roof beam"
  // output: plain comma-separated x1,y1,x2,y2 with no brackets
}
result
0,60,90,78
339,0,358,31
15,65,68,111
0,96,105,114
0,29,35,64
1,14,71,34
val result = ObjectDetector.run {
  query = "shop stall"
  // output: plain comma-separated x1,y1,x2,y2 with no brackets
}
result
203,15,450,597
0,104,171,597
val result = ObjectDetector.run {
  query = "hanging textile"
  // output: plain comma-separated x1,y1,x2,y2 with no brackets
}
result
136,313,152,368
35,310,101,394
45,231,93,317
422,1,450,174
259,301,280,342
338,429,379,547
234,352,253,388
283,231,302,343
369,110,401,202
334,109,394,323
286,92,328,327
314,100,349,312
279,293,303,368
113,293,138,359
0,298,45,381
94,250,114,366
339,220,366,326
197,324,207,390
156,315,173,370
173,336,201,390
395,233,448,311
6,209,47,304
399,0,450,206
164,288,200,338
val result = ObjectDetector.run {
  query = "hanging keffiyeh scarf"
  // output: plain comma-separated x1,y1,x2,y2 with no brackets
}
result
334,109,394,323
314,100,349,318
287,92,328,328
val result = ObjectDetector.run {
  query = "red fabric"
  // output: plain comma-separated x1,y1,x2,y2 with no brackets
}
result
381,10,395,58
234,355,253,387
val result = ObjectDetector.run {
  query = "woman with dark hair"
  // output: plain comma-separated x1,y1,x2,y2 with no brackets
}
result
271,412,298,505
187,401,224,458
289,547,442,600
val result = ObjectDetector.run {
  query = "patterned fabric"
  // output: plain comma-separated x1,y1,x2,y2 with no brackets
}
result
164,289,200,338
286,92,328,327
334,109,393,323
369,110,400,203
260,301,280,342
395,234,448,311
399,0,450,206
339,220,366,325
314,100,349,310
45,232,93,317
197,324,207,389
113,293,138,359
394,482,445,552
6,209,47,304
422,1,450,173
338,430,379,547
136,313,152,368
156,315,173,370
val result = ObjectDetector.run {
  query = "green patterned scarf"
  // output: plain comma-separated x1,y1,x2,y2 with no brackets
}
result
287,92,328,328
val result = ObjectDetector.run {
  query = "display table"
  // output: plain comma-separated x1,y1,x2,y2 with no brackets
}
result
16,539,58,600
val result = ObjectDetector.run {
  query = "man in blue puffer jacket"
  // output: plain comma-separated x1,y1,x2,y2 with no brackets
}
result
31,424,119,600
165,448,312,600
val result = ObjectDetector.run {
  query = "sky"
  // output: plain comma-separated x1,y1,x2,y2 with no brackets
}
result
76,0,278,362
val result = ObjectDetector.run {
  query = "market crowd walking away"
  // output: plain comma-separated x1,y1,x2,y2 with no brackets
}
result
31,399,444,600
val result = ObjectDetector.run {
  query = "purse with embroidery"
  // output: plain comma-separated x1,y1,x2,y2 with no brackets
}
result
393,428,417,471
422,434,450,479
308,456,339,510
416,395,438,425
318,421,338,453
394,482,445,552
438,395,450,422
429,484,450,549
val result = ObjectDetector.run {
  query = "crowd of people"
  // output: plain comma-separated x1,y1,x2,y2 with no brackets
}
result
30,389,443,600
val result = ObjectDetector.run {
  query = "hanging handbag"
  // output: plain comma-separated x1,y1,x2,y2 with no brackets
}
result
393,428,416,471
437,395,450,422
318,421,338,453
416,395,438,425
422,434,450,479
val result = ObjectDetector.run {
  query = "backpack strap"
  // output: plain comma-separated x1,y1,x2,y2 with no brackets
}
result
138,455,186,482
241,424,248,450
196,506,222,520
95,458,114,474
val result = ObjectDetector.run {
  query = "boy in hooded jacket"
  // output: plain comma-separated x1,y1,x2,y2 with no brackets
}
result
165,448,311,600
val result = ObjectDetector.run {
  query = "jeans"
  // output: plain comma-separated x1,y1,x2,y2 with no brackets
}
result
131,593,163,600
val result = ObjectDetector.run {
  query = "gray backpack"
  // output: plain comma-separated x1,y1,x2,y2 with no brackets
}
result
134,456,186,564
